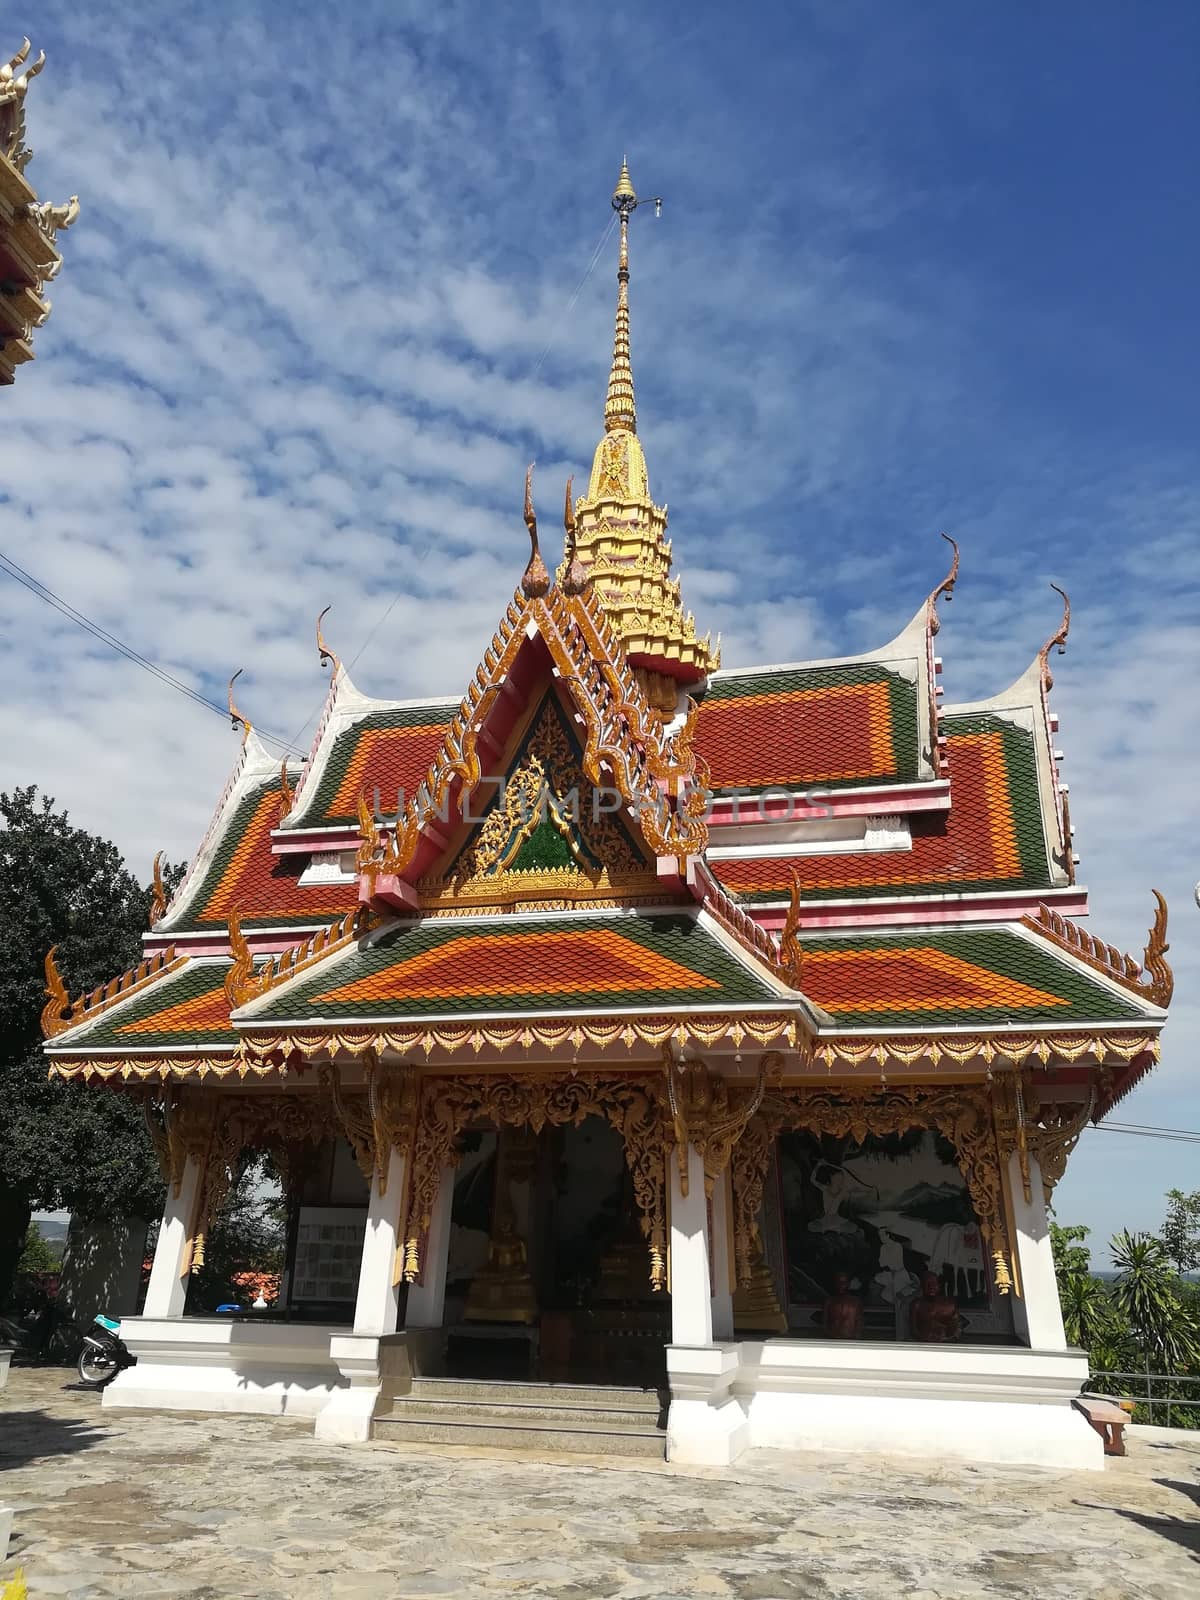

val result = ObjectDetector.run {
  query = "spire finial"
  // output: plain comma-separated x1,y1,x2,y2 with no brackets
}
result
605,159,640,435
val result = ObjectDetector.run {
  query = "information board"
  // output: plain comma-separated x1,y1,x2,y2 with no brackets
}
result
291,1206,368,1304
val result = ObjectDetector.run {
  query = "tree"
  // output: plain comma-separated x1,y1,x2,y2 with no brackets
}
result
1060,1270,1113,1351
0,786,185,1307
1050,1220,1093,1286
1110,1229,1200,1374
16,1222,58,1277
185,1155,286,1313
1159,1189,1200,1275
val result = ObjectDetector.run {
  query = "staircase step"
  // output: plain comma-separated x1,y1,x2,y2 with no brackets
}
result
405,1377,664,1413
374,1412,666,1459
387,1398,664,1429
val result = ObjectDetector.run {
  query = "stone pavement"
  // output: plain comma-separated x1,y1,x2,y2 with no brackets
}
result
1,1368,1198,1599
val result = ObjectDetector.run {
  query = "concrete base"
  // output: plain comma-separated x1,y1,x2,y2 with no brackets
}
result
314,1333,413,1443
100,1324,1102,1471
737,1339,1103,1471
103,1318,349,1418
666,1344,750,1466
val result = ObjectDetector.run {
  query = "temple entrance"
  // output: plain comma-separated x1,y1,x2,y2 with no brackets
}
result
440,1116,667,1384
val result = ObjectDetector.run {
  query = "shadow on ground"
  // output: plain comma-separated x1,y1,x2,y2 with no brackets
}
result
0,1409,109,1471
1077,1476,1200,1564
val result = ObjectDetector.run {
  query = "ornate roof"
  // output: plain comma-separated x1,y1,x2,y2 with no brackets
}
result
158,760,356,933
44,957,236,1051
712,709,1053,903
796,926,1156,1030
697,648,922,795
234,909,792,1025
40,174,1169,1120
285,699,456,830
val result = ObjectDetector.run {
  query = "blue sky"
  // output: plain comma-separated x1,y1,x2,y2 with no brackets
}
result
4,2,1198,1260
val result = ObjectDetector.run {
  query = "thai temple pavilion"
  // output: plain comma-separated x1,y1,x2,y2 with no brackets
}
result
43,164,1172,1470
0,38,78,385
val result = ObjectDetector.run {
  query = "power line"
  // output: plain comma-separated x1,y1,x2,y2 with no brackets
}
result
0,549,305,756
1089,1122,1200,1144
530,209,619,383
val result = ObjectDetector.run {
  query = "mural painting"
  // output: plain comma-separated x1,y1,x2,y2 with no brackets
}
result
777,1128,994,1334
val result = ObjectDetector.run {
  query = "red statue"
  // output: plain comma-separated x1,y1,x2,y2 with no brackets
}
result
822,1272,864,1339
909,1270,961,1342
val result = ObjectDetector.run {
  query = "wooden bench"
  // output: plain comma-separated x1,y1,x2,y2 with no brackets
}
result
1073,1394,1129,1456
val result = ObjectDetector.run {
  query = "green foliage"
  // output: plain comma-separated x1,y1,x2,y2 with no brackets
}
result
1110,1229,1200,1373
0,785,186,1306
16,1221,58,1276
1050,1220,1092,1285
1159,1188,1200,1275
1054,1207,1200,1429
185,1155,287,1313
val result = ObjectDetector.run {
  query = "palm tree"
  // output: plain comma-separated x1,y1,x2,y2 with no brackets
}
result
1110,1230,1200,1373
1059,1269,1112,1350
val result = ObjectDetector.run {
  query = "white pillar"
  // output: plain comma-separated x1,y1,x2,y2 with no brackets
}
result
351,1145,408,1336
669,1145,713,1347
665,1145,748,1465
1007,1150,1068,1351
709,1167,735,1341
316,1143,412,1443
142,1154,203,1319
405,1163,454,1328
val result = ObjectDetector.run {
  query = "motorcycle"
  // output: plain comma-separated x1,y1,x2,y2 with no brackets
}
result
76,1313,135,1389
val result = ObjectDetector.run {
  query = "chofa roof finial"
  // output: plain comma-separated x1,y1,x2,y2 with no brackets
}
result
1038,583,1071,692
926,532,960,637
227,669,252,742
316,605,341,675
561,474,588,596
521,463,551,598
150,850,167,926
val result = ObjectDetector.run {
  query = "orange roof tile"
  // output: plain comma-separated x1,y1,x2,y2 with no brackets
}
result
712,712,1051,902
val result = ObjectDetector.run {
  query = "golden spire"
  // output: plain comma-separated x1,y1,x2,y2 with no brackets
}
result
604,159,638,435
